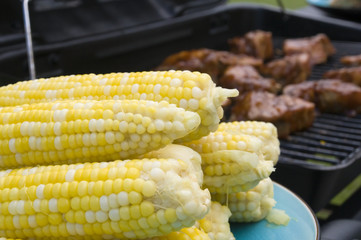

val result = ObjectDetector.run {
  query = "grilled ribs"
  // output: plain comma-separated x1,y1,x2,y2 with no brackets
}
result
284,79,361,115
283,34,336,65
156,48,263,83
219,65,280,94
230,91,315,138
261,53,312,86
228,30,273,60
323,66,361,86
341,55,361,66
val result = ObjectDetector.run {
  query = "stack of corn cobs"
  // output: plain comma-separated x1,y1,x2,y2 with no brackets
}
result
0,70,285,240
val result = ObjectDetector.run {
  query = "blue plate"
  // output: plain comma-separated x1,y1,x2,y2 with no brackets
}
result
230,182,320,240
307,0,330,7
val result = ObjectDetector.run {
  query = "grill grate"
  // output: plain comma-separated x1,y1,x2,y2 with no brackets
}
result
276,39,361,167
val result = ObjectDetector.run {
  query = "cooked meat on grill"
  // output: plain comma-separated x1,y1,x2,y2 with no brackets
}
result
219,65,281,94
323,66,361,86
284,79,361,116
261,53,312,86
228,30,273,60
156,48,263,82
230,91,315,138
341,54,361,65
283,34,336,64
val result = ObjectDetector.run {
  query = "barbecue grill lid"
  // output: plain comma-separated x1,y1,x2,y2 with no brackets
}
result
0,0,226,44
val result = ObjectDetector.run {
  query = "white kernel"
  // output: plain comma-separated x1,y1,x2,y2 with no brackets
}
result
123,232,136,239
20,91,26,98
65,169,76,182
192,87,202,98
184,201,197,215
103,85,111,96
179,99,188,109
36,137,42,150
54,122,62,135
99,78,108,85
20,121,29,136
96,119,105,132
176,206,187,220
119,121,128,133
153,84,162,94
40,123,47,136
140,93,147,100
8,201,17,215
130,134,140,142
237,141,246,150
13,215,20,229
117,192,129,206
15,154,23,165
170,78,182,87
173,121,185,132
176,190,192,201
131,84,139,94
188,99,199,110
105,131,115,144
16,200,25,215
109,209,121,221
9,138,16,153
100,195,110,211
54,109,68,122
36,184,45,199
156,210,167,225
49,198,58,213
51,102,60,110
150,168,164,181
85,211,96,223
142,161,153,172
68,88,74,98
89,119,97,132
96,211,108,223
108,194,118,208
28,122,35,135
75,223,85,236
113,102,122,113
32,199,41,212
90,133,97,146
154,119,164,131
66,223,77,236
54,136,63,150
73,103,84,109
28,215,37,228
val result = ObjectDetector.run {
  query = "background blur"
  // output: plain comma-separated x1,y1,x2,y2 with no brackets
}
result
229,0,308,9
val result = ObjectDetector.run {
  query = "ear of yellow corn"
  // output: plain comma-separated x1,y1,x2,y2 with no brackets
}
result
182,124,275,194
197,202,235,240
0,71,238,142
212,178,276,222
0,158,211,239
0,99,201,168
218,121,280,165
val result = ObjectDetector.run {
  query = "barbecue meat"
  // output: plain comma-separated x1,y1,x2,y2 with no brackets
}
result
323,66,361,86
261,53,312,86
230,91,315,138
341,55,361,66
228,30,273,60
283,34,336,64
284,79,361,115
156,48,263,83
219,65,281,94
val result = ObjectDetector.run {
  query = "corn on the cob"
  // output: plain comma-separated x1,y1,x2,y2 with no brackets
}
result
182,125,274,193
212,178,276,222
0,157,210,239
218,121,280,164
0,71,238,142
197,202,235,240
0,99,200,168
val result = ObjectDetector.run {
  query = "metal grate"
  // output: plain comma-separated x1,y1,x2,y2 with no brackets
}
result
277,39,361,167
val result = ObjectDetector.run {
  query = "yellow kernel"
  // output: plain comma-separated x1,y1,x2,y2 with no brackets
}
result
142,181,156,197
75,211,86,224
89,196,100,211
140,201,154,217
58,198,70,213
70,197,81,210
129,191,142,205
113,179,122,193
123,179,133,192
65,211,75,223
164,208,177,223
48,213,62,225
126,168,140,179
130,205,141,219
77,181,88,197
36,213,48,227
103,180,113,195
94,181,104,197
119,206,130,220
80,196,90,211
147,214,159,228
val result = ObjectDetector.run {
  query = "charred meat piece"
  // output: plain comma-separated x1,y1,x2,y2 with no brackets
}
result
228,30,273,60
283,34,336,64
261,53,312,86
219,65,281,94
284,79,361,115
156,48,263,83
323,66,361,86
230,91,315,138
341,55,361,66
